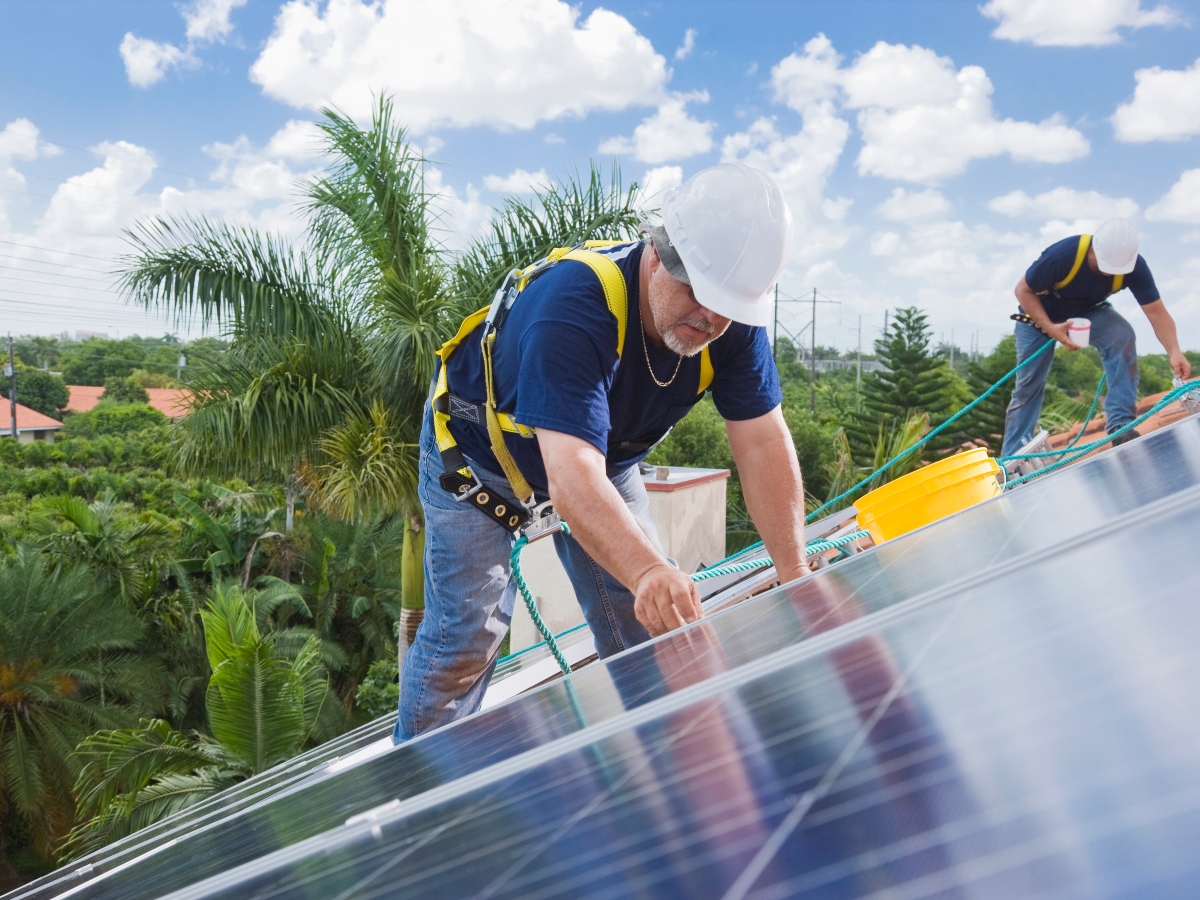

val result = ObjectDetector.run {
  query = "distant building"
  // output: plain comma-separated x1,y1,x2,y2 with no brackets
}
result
74,330,110,341
2,404,63,443
66,385,193,419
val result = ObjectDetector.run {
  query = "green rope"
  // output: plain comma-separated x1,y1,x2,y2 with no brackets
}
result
510,527,574,676
1061,373,1106,453
1002,378,1200,486
803,338,1058,523
512,527,872,675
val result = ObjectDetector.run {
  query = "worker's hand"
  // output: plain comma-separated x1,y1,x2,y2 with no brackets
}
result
1170,350,1192,381
633,564,703,637
1045,321,1080,351
778,562,813,584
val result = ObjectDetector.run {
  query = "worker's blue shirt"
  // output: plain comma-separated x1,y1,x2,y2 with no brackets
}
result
441,240,782,493
1023,235,1160,323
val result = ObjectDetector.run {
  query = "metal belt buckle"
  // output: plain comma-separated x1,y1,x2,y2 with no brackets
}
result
452,467,485,503
521,500,565,543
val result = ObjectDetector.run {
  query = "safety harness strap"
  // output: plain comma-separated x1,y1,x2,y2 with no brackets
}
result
432,242,717,536
1037,234,1125,298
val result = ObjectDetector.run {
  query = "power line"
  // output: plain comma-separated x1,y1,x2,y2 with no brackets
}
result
0,250,112,273
3,219,133,239
0,262,115,284
5,126,280,196
0,274,120,293
0,238,117,262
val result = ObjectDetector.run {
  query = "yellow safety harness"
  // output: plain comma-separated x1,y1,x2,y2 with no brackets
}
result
432,241,713,536
1036,234,1125,298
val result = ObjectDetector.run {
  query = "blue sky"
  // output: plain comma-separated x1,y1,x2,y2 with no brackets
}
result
1,0,1199,354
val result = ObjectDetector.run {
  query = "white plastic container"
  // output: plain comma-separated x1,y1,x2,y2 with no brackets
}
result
1067,317,1091,348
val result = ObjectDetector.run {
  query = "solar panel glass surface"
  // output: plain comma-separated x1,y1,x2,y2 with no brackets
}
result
11,418,1200,900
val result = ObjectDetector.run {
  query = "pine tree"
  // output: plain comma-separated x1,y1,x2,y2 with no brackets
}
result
955,334,1016,454
845,307,954,466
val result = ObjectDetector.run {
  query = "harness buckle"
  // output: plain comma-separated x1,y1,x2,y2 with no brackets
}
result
450,467,485,503
520,500,566,544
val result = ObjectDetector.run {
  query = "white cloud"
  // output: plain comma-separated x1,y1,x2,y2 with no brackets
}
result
119,34,198,88
1112,58,1200,142
636,165,683,208
0,119,58,190
876,188,950,221
981,0,1182,47
988,187,1139,220
184,0,249,43
598,92,714,164
870,231,901,256
482,168,552,195
250,0,668,132
770,37,1088,184
1147,169,1200,223
771,33,842,107
721,102,852,264
674,28,696,61
119,0,247,88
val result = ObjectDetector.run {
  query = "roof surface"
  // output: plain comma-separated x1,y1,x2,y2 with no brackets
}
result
6,403,63,431
66,385,192,418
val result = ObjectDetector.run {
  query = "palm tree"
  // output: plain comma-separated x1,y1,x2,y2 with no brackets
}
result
31,492,176,605
0,544,163,868
117,95,644,628
63,580,344,858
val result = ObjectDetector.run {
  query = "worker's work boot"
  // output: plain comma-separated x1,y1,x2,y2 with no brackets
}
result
1109,427,1141,447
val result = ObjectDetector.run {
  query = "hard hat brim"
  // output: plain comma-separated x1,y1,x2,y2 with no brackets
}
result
688,271,773,328
1094,249,1137,275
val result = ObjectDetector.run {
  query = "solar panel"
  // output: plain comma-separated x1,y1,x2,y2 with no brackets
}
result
10,416,1200,900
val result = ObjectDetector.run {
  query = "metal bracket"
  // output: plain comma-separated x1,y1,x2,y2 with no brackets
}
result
449,467,485,503
521,500,566,543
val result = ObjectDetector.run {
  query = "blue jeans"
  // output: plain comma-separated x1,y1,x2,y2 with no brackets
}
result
395,408,658,741
1001,305,1140,456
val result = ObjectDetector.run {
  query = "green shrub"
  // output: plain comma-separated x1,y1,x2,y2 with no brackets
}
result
62,402,167,439
355,657,399,720
103,375,150,404
13,365,68,419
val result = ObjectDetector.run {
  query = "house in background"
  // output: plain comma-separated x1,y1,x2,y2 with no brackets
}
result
66,385,193,419
3,404,64,443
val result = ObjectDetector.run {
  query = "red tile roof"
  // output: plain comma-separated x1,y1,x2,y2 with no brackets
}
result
66,385,104,413
67,385,192,419
146,388,192,418
1047,390,1193,460
7,403,63,431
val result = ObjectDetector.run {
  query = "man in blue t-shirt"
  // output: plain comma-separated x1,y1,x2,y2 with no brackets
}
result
397,163,812,741
1001,217,1191,456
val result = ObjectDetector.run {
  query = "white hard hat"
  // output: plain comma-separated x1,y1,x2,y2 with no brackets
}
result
1093,217,1139,275
656,162,793,327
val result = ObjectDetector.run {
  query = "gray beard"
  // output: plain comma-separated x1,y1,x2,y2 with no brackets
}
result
653,307,715,357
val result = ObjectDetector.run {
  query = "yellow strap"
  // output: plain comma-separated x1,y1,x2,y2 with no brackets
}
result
1112,273,1124,294
558,249,628,359
1053,234,1091,291
432,305,490,467
482,331,534,502
698,346,713,394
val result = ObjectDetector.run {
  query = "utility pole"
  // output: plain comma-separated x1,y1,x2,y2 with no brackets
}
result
810,288,817,413
772,283,779,361
856,315,862,391
6,335,16,440
883,309,889,339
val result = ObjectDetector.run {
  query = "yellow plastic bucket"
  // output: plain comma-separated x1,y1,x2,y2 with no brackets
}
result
856,448,1001,544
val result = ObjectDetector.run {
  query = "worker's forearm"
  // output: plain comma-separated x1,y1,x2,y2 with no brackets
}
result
544,449,664,591
729,414,808,580
1149,311,1182,357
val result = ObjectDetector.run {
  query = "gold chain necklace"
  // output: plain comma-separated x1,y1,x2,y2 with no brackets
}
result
641,318,683,388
